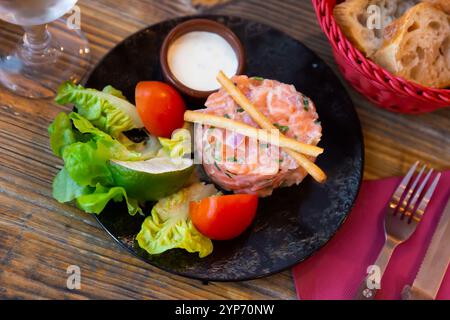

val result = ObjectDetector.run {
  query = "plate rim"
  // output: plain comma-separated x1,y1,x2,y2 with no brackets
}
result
88,13,365,282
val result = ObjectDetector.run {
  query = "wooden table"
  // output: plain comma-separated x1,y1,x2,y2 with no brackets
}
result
0,0,448,300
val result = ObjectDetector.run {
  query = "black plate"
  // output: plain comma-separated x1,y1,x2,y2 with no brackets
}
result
86,15,364,281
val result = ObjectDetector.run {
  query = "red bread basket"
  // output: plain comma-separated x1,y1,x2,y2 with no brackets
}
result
313,0,450,114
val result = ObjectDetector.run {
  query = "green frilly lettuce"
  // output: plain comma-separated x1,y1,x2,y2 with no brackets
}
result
49,110,193,216
52,169,142,215
136,183,219,258
49,111,145,215
62,112,142,187
158,128,192,158
48,112,79,158
55,81,143,140
52,168,93,203
76,184,142,216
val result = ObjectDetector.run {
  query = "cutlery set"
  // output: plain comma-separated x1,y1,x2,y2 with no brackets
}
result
355,162,447,300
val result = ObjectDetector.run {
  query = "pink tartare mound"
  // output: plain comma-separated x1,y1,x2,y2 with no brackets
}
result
197,75,322,197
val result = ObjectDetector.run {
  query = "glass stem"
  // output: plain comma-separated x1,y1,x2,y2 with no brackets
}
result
20,24,53,65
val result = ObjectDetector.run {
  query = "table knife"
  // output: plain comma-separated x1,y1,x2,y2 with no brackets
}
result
402,198,450,300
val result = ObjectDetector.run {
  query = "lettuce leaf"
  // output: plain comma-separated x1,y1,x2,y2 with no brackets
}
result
48,112,78,158
49,109,159,216
61,112,151,188
52,168,93,203
76,184,142,216
62,140,115,187
68,112,142,161
136,183,218,258
53,137,143,215
49,80,155,217
102,85,127,100
158,128,192,158
55,81,143,139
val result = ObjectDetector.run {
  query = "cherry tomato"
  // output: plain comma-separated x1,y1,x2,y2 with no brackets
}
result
135,81,185,138
189,194,258,240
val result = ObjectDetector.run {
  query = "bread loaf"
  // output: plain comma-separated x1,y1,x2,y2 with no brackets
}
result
333,0,419,56
373,3,450,88
423,0,450,14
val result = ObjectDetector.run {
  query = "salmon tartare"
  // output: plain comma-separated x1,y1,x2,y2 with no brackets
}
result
197,75,322,197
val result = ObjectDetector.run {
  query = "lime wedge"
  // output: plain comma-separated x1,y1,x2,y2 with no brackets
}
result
109,157,194,201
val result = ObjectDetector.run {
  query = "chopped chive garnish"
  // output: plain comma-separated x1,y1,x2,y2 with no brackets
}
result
314,120,321,125
224,172,234,179
227,156,237,162
251,76,264,81
273,123,289,134
236,107,245,113
303,97,309,111
224,114,231,119
214,162,222,172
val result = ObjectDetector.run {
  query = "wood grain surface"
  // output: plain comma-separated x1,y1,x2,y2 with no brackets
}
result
0,0,449,300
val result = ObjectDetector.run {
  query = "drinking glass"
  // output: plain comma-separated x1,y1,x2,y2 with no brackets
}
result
0,0,90,98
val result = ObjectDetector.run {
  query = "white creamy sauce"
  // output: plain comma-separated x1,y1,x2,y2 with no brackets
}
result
168,31,238,91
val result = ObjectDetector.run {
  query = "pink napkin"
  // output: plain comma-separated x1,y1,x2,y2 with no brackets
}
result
293,171,450,300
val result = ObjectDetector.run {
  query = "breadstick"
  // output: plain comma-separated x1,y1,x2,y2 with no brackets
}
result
184,111,323,157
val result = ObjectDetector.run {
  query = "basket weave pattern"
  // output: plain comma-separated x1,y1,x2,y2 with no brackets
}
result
312,0,450,114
